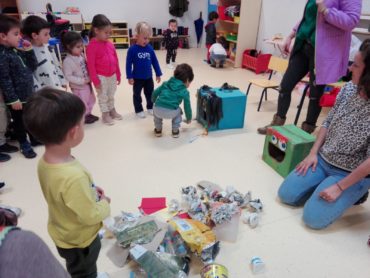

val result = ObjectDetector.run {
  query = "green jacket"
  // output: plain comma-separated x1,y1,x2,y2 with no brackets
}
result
152,77,192,120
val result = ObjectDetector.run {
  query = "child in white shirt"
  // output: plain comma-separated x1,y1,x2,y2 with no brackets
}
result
21,16,66,89
209,36,227,68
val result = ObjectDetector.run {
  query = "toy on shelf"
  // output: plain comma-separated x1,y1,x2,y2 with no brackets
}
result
262,125,315,177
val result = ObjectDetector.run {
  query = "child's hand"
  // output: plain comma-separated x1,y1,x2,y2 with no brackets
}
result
95,186,105,197
117,80,121,85
128,79,134,85
11,102,22,110
156,76,161,83
95,85,102,93
62,85,68,90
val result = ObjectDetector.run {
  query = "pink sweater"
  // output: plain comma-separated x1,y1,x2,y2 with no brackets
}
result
86,38,121,86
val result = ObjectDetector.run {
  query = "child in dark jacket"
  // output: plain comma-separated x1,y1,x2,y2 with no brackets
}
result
205,11,219,63
152,64,194,138
126,22,162,119
0,15,38,158
163,19,179,69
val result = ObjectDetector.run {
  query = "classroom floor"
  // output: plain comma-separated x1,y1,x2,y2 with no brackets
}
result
1,48,369,278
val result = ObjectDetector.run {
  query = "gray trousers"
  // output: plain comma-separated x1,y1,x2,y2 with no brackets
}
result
153,106,182,131
0,92,7,146
210,53,226,66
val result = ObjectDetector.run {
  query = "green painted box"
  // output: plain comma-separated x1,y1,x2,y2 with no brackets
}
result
262,124,315,177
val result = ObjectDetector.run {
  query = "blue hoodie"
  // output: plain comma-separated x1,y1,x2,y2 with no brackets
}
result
126,44,162,80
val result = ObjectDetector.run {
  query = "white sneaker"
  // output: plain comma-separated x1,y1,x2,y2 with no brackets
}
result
171,61,176,67
147,109,153,116
0,204,22,217
167,63,174,69
136,111,146,118
97,272,110,278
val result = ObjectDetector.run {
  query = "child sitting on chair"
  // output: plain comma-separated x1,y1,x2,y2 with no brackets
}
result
152,64,193,138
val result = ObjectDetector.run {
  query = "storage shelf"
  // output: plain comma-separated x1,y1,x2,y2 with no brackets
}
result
85,21,130,49
111,35,128,38
219,19,239,25
226,38,238,43
360,14,370,20
353,28,370,35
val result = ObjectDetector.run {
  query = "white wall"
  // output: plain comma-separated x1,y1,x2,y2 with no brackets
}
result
257,0,306,53
17,0,208,48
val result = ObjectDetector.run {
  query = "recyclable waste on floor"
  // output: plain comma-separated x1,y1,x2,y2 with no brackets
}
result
103,180,264,277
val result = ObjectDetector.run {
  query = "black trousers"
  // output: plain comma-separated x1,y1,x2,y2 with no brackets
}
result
133,78,154,113
57,236,101,278
277,42,326,126
166,48,177,64
9,107,29,144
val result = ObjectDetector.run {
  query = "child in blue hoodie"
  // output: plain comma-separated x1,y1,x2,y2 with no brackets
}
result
126,22,162,118
152,64,194,138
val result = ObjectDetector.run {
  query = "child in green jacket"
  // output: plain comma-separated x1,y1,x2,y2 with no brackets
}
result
152,63,194,138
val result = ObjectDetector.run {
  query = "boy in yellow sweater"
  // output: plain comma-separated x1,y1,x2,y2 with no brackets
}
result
23,87,111,278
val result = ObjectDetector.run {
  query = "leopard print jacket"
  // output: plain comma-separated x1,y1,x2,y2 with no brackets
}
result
320,82,370,171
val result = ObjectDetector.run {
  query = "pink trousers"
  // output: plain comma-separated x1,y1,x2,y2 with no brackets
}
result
72,84,96,115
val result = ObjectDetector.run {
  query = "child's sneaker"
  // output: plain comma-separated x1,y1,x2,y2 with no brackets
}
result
20,142,37,159
85,115,96,124
0,143,18,153
109,108,123,120
102,112,114,125
154,128,162,137
167,63,174,69
0,153,11,162
172,129,180,138
0,204,22,217
136,111,146,118
147,109,153,116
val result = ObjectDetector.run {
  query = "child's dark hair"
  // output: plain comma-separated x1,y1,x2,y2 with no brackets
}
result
21,15,50,38
61,31,83,53
0,14,20,35
174,63,194,83
208,11,219,21
169,19,177,25
89,14,111,39
217,36,227,49
23,88,85,145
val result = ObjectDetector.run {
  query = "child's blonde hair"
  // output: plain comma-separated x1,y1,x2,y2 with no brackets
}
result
135,21,152,37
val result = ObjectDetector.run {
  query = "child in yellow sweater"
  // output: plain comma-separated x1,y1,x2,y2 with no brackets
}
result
23,87,111,278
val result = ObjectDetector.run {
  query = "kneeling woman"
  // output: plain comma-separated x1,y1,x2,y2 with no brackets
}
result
278,39,370,229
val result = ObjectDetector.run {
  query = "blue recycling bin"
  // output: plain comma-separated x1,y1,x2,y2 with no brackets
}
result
196,86,247,131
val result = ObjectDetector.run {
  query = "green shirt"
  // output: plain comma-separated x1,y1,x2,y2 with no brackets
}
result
152,77,192,121
295,0,317,50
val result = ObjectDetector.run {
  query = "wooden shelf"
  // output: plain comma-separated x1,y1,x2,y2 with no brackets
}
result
226,38,238,43
85,21,130,49
353,28,370,35
219,19,239,25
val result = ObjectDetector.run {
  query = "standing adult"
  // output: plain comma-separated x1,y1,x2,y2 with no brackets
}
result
258,0,362,134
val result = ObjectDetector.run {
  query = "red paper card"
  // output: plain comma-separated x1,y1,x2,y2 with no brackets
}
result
138,197,167,215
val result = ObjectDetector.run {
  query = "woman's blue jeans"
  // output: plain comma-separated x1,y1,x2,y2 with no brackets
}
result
278,155,370,229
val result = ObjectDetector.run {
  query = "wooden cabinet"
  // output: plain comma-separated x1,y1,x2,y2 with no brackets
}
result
217,0,262,67
1,0,20,19
85,21,130,49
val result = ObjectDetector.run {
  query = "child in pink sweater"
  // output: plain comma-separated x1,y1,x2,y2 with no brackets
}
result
62,31,98,124
86,14,122,125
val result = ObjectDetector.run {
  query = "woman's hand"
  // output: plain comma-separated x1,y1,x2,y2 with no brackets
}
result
295,153,318,176
316,0,327,14
319,184,342,202
282,35,293,55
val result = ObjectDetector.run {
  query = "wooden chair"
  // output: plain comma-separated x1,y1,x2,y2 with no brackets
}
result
246,56,289,111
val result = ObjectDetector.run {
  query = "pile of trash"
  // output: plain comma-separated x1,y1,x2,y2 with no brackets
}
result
103,180,263,277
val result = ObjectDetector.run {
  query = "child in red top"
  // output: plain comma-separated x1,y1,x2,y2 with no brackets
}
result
86,14,122,126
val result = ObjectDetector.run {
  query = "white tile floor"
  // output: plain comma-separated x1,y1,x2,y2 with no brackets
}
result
1,48,369,277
